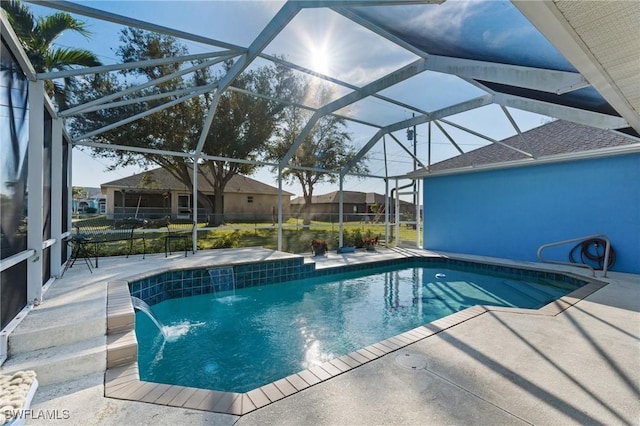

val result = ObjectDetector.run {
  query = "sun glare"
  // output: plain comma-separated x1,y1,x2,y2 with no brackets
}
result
310,46,330,75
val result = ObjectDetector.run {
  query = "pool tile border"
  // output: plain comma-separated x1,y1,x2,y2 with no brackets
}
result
126,254,591,308
105,255,607,416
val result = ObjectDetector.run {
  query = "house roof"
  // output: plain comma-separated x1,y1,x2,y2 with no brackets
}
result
101,167,293,196
291,191,411,206
428,120,638,172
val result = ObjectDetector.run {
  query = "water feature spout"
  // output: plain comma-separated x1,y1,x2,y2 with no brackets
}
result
208,267,236,295
132,296,168,339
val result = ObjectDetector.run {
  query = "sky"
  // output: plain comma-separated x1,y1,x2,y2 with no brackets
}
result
28,0,554,199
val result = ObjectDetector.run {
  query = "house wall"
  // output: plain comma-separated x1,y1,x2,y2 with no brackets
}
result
290,201,414,222
102,188,290,221
104,188,117,217
223,193,290,222
422,153,640,274
290,203,364,222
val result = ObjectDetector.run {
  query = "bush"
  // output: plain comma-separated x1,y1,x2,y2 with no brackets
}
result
337,228,378,248
339,229,364,248
72,221,394,258
212,231,241,248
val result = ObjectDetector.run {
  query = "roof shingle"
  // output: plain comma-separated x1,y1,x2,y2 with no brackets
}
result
429,120,636,172
291,191,411,206
101,166,292,196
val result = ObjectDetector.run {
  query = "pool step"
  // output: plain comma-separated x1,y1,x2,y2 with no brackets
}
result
7,275,107,356
500,279,561,306
3,279,117,387
0,335,106,386
105,281,138,370
107,280,135,335
107,329,137,369
8,315,105,356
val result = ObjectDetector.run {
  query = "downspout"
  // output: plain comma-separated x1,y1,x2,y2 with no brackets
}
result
391,181,413,246
390,182,414,218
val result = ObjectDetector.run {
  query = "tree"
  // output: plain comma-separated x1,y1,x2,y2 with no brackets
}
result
1,0,102,108
69,28,209,218
69,28,298,225
267,82,369,225
200,60,298,225
72,186,87,214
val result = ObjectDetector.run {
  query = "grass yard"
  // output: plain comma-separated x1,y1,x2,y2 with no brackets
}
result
71,217,421,258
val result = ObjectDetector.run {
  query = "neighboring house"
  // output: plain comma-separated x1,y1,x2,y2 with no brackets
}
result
101,167,292,222
291,191,415,222
72,187,106,214
421,119,640,274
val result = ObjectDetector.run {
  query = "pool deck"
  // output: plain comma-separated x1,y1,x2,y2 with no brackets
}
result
5,247,639,425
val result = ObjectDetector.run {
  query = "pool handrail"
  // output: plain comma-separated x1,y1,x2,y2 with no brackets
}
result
537,234,611,278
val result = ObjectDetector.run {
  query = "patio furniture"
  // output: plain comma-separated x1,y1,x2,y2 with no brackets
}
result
165,221,195,257
62,233,94,275
73,218,146,268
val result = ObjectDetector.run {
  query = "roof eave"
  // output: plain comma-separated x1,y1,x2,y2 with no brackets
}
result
410,143,640,179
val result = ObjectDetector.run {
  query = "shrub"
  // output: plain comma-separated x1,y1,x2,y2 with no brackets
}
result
339,228,364,248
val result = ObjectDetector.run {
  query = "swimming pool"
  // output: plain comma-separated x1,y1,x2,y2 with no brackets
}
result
134,260,583,393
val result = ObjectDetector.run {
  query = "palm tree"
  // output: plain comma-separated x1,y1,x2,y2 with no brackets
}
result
2,0,101,108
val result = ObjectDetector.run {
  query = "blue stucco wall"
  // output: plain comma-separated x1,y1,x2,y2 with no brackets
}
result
423,153,640,274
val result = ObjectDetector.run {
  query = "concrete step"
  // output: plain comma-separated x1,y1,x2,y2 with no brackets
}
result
8,315,105,356
1,335,106,386
107,329,137,369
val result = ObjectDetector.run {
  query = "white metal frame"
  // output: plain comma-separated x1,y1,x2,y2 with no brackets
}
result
27,80,44,305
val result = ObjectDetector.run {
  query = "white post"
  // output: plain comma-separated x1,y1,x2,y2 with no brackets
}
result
383,135,389,247
27,81,44,303
66,139,73,260
192,160,198,253
415,179,421,249
277,166,283,252
51,119,63,278
338,175,344,248
384,179,389,247
394,179,400,247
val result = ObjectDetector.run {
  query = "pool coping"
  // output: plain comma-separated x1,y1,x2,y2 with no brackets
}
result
103,255,608,416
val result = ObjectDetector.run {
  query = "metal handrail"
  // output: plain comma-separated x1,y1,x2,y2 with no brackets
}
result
537,234,611,277
0,250,37,273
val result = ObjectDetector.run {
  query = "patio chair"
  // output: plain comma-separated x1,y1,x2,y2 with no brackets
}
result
62,233,94,275
164,220,195,257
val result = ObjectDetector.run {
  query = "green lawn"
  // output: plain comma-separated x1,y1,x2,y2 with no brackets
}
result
72,217,421,258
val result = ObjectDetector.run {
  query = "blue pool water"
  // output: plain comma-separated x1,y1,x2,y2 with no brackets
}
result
135,264,576,393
